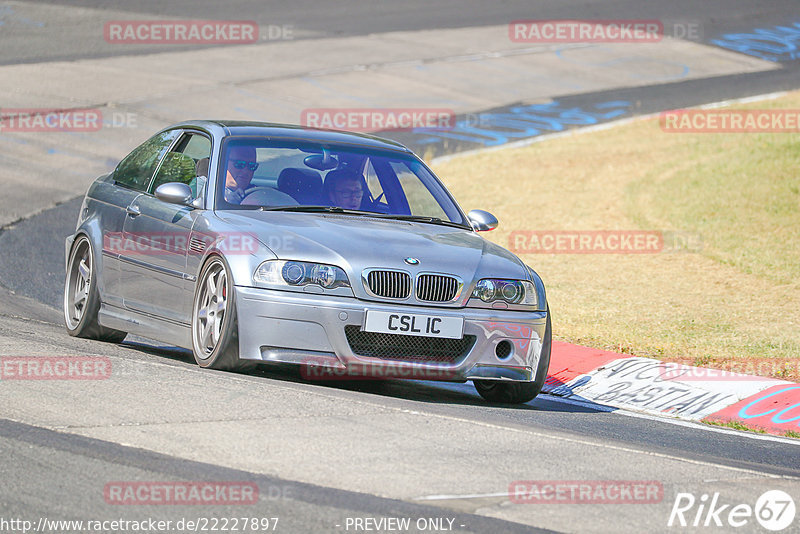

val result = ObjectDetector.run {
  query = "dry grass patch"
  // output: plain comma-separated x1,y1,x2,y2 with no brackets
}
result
433,93,800,381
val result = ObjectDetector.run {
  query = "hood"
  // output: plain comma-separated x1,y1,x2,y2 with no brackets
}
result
217,211,529,301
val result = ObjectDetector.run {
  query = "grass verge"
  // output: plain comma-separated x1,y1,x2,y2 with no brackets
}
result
703,419,800,440
702,419,767,434
433,92,800,381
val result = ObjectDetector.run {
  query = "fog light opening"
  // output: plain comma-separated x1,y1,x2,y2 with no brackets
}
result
495,340,513,359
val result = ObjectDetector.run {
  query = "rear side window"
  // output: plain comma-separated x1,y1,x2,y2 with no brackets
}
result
113,130,180,192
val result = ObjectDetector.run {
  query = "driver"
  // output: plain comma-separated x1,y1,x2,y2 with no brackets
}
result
224,145,259,204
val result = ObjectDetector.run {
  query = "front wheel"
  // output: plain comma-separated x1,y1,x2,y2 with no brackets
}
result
474,307,552,404
191,256,256,372
63,235,127,343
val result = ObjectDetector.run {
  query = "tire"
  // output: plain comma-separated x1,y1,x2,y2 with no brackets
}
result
63,235,127,343
474,307,552,404
191,256,256,372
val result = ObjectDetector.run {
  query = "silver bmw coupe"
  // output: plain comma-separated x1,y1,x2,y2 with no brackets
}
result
64,120,551,403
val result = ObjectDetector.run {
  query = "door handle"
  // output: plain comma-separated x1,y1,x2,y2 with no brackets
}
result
126,205,141,217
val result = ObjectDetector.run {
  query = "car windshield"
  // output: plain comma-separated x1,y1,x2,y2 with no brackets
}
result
215,137,469,227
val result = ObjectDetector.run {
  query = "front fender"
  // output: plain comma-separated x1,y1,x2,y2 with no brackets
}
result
187,225,279,289
64,234,76,271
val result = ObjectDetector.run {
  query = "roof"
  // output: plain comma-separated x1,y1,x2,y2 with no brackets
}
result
167,120,413,153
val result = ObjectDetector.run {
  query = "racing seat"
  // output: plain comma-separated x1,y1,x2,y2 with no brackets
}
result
277,168,323,204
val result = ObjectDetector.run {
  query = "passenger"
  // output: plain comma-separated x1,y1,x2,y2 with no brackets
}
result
224,146,259,204
324,168,364,210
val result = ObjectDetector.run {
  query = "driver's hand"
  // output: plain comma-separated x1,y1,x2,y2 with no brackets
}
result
225,187,245,204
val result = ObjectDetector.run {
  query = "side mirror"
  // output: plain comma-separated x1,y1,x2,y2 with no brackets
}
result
467,209,498,232
155,182,193,206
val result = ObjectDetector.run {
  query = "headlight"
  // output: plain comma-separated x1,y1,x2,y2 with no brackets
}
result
471,279,537,306
254,260,350,289
474,279,497,302
282,262,306,285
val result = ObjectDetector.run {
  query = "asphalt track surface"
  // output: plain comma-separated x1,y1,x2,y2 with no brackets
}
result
2,1,800,533
5,0,799,64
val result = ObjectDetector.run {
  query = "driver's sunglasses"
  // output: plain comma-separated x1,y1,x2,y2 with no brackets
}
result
230,159,259,172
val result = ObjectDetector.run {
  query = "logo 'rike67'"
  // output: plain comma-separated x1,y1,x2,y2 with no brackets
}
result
669,490,796,531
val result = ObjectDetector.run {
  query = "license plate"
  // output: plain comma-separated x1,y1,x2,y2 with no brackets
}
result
363,311,464,339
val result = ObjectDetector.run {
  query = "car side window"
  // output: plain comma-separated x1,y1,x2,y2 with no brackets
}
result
113,130,180,192
150,132,212,199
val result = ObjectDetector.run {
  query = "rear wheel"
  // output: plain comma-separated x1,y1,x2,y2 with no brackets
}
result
63,235,127,343
474,307,551,404
191,256,256,372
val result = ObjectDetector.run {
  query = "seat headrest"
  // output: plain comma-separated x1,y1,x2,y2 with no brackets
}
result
278,168,323,203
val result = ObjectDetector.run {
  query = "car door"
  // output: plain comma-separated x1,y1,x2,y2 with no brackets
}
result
120,131,212,323
102,129,181,307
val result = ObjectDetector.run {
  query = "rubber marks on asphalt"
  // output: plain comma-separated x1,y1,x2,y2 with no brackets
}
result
543,344,800,436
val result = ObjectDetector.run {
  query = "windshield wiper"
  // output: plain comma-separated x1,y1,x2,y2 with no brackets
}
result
372,214,471,229
259,205,374,215
259,207,471,229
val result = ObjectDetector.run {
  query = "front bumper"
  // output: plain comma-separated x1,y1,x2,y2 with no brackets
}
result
235,285,547,383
